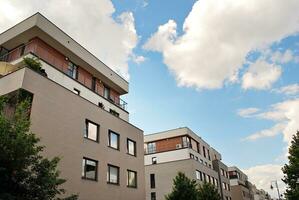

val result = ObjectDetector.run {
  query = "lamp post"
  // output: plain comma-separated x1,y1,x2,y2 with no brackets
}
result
270,180,281,200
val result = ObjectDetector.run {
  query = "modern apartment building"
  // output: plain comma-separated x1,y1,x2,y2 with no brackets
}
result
0,13,144,200
228,166,254,200
144,127,232,200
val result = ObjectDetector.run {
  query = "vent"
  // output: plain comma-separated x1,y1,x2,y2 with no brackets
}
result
176,144,182,149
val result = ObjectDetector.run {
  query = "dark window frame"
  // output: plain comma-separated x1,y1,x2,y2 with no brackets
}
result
82,157,98,181
108,130,120,150
127,169,137,188
127,138,137,156
84,119,100,142
150,173,155,188
107,164,120,185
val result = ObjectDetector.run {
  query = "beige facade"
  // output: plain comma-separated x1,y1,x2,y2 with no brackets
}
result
144,127,232,200
0,13,145,200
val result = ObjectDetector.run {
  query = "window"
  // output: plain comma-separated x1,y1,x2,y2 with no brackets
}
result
92,77,97,91
109,109,120,117
202,172,206,182
196,170,202,180
84,120,99,142
127,170,137,188
152,157,157,164
107,164,119,184
195,156,198,161
203,146,206,158
150,174,155,188
151,192,156,200
182,136,190,147
190,153,194,159
212,177,215,185
108,130,119,150
127,138,136,156
82,157,98,181
200,159,203,164
207,175,211,183
73,88,80,95
147,142,156,154
207,149,211,160
67,62,77,79
104,85,110,99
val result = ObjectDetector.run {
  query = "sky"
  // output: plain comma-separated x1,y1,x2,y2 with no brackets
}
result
0,0,299,198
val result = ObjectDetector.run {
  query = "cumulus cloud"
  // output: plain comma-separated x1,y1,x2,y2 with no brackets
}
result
271,50,295,64
242,59,282,90
144,0,299,90
243,164,285,198
273,84,299,95
237,107,260,117
0,0,140,80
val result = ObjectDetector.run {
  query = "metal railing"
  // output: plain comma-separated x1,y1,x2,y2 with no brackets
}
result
0,43,128,111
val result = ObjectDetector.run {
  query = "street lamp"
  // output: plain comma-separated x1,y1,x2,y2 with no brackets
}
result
270,180,281,200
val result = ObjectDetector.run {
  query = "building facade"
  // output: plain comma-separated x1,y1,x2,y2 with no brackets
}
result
144,127,232,200
0,13,145,200
228,166,254,200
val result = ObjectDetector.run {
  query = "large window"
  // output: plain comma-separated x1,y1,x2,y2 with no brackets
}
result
127,138,136,156
108,130,120,150
150,174,155,188
84,120,99,142
82,157,98,181
107,164,119,184
127,170,137,188
147,142,156,154
104,86,110,99
67,61,77,79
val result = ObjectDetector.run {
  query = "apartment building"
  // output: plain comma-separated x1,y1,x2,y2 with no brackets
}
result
228,166,254,200
144,127,232,200
251,185,271,200
0,13,144,200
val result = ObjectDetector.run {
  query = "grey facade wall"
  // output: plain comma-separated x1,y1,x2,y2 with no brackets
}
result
145,159,219,200
0,68,145,200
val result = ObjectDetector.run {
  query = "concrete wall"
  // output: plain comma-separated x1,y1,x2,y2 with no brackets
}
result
0,68,144,200
145,159,219,200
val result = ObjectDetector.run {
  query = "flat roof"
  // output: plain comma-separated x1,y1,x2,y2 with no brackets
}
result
0,12,128,94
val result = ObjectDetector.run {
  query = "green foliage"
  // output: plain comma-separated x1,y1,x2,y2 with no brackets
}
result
23,57,47,77
165,172,221,200
197,182,221,200
0,96,77,200
282,131,299,200
165,172,199,200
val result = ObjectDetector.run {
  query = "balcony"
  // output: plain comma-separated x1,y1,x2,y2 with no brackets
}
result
144,141,191,155
0,45,129,121
0,42,128,111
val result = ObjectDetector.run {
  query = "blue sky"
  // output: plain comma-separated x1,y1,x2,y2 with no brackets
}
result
1,0,299,197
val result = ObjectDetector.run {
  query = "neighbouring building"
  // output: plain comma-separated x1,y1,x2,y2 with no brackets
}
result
251,185,271,200
144,127,232,200
0,13,145,200
228,166,254,200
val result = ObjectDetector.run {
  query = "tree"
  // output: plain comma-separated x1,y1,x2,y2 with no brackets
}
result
282,131,299,200
197,182,221,200
23,57,47,77
165,172,199,200
0,92,77,200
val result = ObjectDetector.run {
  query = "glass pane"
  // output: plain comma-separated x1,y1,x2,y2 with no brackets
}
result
128,171,136,187
85,160,96,179
82,159,85,177
110,132,119,149
128,140,135,155
88,122,98,141
109,166,118,183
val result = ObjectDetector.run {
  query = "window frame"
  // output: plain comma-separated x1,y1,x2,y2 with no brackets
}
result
107,164,120,185
108,130,120,150
127,170,137,188
127,138,137,156
150,173,155,188
84,119,99,142
82,157,98,181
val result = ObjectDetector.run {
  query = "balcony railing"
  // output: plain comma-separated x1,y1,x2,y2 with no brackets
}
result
0,42,128,111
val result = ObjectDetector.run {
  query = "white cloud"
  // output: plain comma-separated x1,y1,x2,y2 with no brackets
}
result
237,107,260,117
243,123,286,141
242,98,299,145
273,84,299,95
242,59,282,90
243,164,285,198
0,0,140,80
144,0,299,90
271,49,294,64
131,54,146,64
